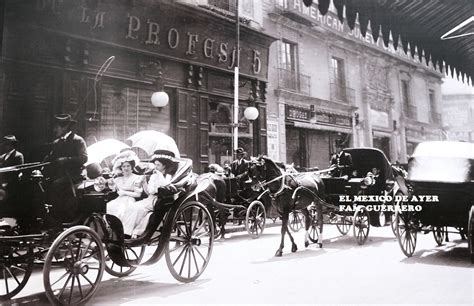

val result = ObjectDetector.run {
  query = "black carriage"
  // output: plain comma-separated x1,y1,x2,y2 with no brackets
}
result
394,141,474,262
87,157,215,283
0,162,106,304
196,168,273,239
319,148,410,245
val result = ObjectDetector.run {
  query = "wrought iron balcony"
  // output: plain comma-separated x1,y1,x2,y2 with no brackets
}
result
277,68,311,95
329,82,355,104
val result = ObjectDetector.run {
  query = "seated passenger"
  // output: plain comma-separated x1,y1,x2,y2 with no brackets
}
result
106,151,143,237
130,150,179,238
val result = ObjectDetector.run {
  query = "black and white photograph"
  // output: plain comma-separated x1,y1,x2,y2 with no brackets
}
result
0,0,473,304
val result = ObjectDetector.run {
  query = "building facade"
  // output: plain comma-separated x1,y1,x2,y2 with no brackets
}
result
263,0,444,169
442,93,474,142
0,0,274,172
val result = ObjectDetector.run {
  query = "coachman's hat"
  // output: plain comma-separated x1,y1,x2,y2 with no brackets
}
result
2,135,18,143
53,114,77,126
234,147,245,155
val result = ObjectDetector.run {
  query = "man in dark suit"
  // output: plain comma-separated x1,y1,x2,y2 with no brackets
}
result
329,140,353,178
43,114,88,222
230,147,249,178
0,135,24,168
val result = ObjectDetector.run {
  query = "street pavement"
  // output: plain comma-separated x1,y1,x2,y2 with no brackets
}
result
5,222,473,305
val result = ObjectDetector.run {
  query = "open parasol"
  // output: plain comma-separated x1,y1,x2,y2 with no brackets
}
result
86,139,130,166
126,130,180,158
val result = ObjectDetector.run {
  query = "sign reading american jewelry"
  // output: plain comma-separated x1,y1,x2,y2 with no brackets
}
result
285,105,352,127
23,0,268,77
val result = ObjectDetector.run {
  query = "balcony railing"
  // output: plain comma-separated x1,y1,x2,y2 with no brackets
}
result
278,68,311,95
329,82,355,104
404,104,417,119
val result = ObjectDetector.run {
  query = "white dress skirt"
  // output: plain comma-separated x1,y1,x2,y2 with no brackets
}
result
131,171,171,237
106,174,143,236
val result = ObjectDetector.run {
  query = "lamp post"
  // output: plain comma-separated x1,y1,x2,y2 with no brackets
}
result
233,0,240,153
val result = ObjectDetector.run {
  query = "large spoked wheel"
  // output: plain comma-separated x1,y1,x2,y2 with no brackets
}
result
105,245,145,277
165,201,214,283
336,215,351,235
353,208,370,245
43,226,105,305
395,210,418,257
288,210,305,233
308,206,321,244
0,244,34,300
246,201,266,238
391,192,403,236
433,226,445,246
468,206,474,263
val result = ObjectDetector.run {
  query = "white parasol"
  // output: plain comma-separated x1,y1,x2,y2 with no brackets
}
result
126,130,180,158
86,139,130,166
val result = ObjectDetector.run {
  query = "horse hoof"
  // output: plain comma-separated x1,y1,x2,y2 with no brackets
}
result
305,241,309,248
291,245,298,253
275,250,283,257
317,243,323,248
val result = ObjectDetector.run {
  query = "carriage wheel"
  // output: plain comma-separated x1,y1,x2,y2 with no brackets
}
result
165,201,214,283
104,246,145,277
353,208,370,245
433,226,445,246
246,201,266,238
43,226,105,305
391,192,403,236
468,206,474,263
336,215,351,235
0,244,34,300
394,210,418,257
308,206,320,243
288,210,305,233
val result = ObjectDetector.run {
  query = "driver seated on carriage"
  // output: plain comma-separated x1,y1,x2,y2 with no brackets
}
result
230,147,252,190
329,140,353,179
42,114,88,223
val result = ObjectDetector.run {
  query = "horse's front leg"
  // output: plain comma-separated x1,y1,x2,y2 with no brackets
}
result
286,225,298,253
302,208,311,248
275,212,289,257
316,201,323,248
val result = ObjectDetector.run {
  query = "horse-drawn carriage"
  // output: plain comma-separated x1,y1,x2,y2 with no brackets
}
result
319,148,410,245
0,162,106,304
394,141,474,262
196,164,273,239
0,132,215,304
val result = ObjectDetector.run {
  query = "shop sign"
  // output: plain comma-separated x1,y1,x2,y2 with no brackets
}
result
27,0,269,77
286,104,352,127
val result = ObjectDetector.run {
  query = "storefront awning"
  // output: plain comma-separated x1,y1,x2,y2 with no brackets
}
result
303,0,474,84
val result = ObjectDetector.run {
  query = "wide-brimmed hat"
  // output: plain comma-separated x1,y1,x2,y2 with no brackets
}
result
111,150,140,175
2,135,18,144
53,114,77,126
151,149,178,162
234,147,245,155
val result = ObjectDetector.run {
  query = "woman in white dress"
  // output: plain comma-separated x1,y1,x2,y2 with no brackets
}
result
131,150,179,237
106,155,143,237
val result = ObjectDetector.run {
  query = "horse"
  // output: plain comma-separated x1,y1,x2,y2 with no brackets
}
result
248,156,325,257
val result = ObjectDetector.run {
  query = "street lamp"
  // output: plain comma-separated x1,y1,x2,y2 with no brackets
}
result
140,60,169,109
244,106,259,121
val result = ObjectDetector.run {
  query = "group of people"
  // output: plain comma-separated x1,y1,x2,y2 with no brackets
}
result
0,113,178,238
105,149,179,238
